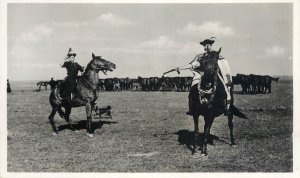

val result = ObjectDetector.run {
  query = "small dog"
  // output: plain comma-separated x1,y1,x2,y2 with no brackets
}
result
93,105,112,119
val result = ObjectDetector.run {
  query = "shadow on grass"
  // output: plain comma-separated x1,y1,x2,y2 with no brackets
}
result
233,91,252,95
233,90,270,95
58,120,118,133
174,130,232,153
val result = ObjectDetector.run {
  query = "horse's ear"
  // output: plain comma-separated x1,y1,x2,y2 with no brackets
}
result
92,53,95,59
218,47,222,54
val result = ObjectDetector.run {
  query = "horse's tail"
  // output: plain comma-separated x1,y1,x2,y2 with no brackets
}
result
231,105,248,119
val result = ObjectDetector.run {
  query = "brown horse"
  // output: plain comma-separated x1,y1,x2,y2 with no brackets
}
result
48,53,116,137
190,48,248,155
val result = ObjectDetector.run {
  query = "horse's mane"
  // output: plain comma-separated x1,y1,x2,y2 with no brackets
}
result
82,59,94,75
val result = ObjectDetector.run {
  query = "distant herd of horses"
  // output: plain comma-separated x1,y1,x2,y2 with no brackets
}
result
37,74,279,94
233,74,279,94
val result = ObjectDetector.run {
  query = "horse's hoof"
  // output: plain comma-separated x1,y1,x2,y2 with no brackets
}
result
86,133,94,138
208,139,215,146
192,150,196,155
201,152,208,156
52,132,58,136
231,143,237,147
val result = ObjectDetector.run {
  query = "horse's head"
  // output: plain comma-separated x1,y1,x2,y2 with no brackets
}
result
207,47,221,64
199,47,222,90
87,53,116,74
203,47,222,75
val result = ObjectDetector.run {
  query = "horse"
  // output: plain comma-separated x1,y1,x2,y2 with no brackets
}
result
49,79,63,90
48,53,116,137
190,48,248,156
271,77,280,83
37,81,49,91
235,74,250,94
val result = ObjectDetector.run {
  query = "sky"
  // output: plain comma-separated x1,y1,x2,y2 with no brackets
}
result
7,3,293,81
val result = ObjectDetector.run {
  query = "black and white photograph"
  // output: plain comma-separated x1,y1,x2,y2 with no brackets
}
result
1,0,299,177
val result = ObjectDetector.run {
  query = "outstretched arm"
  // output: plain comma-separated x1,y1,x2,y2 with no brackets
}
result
176,64,193,71
175,54,202,71
176,60,201,71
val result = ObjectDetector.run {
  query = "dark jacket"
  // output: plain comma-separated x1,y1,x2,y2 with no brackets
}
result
62,61,84,77
60,61,84,96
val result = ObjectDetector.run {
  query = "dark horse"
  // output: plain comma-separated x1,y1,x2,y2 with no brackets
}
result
48,53,116,137
191,48,248,155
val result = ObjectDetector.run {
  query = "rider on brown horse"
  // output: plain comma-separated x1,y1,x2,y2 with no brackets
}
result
174,37,232,115
60,48,84,99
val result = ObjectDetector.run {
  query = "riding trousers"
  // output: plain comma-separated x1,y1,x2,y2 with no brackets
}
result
217,59,232,101
60,76,77,97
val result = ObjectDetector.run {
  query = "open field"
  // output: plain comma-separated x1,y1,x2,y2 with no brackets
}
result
7,79,292,172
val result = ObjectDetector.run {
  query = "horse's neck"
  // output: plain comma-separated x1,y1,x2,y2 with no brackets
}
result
82,69,98,85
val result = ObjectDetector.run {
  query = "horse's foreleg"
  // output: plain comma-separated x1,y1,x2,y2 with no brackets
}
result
85,102,93,135
48,107,59,134
201,121,209,156
228,114,236,145
192,114,199,154
201,117,215,156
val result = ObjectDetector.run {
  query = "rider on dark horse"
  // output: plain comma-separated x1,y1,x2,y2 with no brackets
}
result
60,48,84,99
174,37,232,115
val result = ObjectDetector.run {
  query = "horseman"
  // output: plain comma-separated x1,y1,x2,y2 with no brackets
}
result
7,79,12,93
49,77,56,90
60,48,84,99
174,37,232,115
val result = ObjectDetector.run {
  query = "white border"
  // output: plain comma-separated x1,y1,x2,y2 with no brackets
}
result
0,0,8,178
1,0,299,178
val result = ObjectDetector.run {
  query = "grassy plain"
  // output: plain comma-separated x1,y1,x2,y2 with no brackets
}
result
7,79,292,172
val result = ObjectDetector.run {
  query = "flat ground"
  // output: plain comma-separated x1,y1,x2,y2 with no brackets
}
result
7,79,293,172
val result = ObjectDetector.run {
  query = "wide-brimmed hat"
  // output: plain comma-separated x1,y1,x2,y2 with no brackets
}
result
200,37,216,46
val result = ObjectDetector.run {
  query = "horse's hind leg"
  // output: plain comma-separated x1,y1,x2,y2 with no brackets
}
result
57,107,65,118
64,103,75,131
228,114,236,146
48,107,59,135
